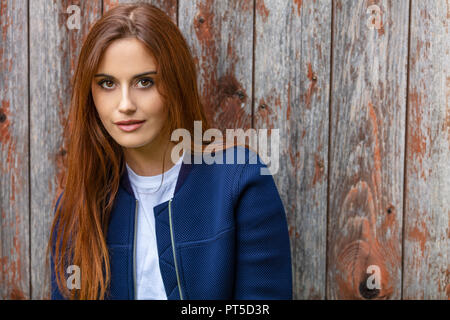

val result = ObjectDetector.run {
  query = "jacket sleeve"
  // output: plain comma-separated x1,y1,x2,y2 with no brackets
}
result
232,152,293,299
50,191,66,300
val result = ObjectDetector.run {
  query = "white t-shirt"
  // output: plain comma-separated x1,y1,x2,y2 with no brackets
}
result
126,151,184,300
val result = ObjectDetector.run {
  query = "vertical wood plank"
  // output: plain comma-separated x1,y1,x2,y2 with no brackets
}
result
29,0,102,299
0,0,30,300
403,0,449,299
327,0,409,299
253,0,331,299
178,0,253,131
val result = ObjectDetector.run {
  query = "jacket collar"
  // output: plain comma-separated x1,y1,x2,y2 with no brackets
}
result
119,150,194,198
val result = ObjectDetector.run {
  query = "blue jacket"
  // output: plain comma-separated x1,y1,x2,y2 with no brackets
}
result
51,146,292,299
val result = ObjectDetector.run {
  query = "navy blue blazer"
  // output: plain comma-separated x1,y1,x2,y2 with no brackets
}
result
51,146,292,299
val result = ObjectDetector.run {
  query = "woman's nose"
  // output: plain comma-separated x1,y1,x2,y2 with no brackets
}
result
117,87,136,113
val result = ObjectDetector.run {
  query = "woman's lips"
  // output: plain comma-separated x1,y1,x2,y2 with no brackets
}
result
116,121,145,132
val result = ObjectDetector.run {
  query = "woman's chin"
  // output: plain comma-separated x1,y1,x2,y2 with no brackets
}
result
117,137,157,150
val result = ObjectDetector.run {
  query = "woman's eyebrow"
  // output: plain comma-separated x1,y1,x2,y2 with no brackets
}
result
93,71,157,79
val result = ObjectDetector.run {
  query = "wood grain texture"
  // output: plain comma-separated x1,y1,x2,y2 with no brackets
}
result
0,0,30,300
327,0,409,299
29,0,102,299
253,0,331,299
403,0,449,299
178,0,253,131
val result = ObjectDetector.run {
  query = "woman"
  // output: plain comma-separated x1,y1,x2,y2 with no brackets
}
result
47,3,292,300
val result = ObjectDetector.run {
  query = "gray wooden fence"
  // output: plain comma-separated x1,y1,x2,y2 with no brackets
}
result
1,0,448,299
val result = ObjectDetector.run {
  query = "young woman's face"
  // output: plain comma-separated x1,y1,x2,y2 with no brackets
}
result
91,37,168,149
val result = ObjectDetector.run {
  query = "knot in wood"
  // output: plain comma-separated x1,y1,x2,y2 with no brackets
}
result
359,276,380,299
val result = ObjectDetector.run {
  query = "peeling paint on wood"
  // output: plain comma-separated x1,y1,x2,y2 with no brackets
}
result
327,0,409,300
255,0,269,23
1,0,30,300
403,0,449,300
179,0,253,132
254,0,331,299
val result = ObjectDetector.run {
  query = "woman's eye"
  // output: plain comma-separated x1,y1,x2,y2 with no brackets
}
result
96,78,153,90
136,78,154,89
98,80,115,90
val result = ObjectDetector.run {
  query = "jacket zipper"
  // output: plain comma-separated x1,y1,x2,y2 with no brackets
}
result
168,198,183,300
133,198,138,299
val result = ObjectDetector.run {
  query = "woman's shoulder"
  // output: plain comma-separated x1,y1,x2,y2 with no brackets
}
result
219,144,261,165
222,144,273,177
185,144,270,182
182,143,273,193
188,143,264,168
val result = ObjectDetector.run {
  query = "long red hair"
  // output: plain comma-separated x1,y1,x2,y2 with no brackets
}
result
45,3,222,300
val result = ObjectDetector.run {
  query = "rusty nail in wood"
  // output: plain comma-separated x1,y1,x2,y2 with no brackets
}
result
0,112,6,123
199,17,205,23
312,75,317,81
236,91,245,100
259,104,267,109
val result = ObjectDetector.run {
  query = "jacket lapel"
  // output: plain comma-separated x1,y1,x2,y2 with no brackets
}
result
107,150,194,299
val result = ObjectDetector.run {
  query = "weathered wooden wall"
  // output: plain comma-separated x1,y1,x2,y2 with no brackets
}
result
0,0,448,300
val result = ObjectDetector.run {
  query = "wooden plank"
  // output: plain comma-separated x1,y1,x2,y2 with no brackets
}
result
327,0,409,299
253,0,331,299
103,0,177,22
178,0,253,131
29,0,102,299
403,0,449,299
0,0,30,300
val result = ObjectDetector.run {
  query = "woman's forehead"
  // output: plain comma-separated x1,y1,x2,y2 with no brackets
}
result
96,38,157,75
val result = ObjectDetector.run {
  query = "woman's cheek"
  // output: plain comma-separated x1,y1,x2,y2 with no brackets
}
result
92,94,114,133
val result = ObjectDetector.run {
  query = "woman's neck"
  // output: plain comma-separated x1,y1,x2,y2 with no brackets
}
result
123,140,179,177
